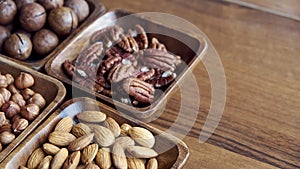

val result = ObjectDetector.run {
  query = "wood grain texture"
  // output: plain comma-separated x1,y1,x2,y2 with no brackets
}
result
222,0,300,21
99,0,300,168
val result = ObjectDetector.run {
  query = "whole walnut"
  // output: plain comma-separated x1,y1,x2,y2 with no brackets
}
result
38,0,63,11
15,0,35,10
0,26,11,52
4,33,32,60
48,7,78,36
33,29,59,55
19,3,47,32
64,0,89,22
0,0,17,25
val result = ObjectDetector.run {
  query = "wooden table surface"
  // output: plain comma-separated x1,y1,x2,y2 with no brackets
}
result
97,0,300,168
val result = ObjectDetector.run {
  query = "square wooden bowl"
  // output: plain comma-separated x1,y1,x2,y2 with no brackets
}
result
0,97,189,169
0,56,66,162
0,0,106,70
45,10,207,121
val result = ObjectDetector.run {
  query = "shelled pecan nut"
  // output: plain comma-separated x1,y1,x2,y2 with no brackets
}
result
139,49,181,71
149,37,166,51
148,70,177,87
107,63,136,83
90,26,124,48
137,68,155,82
118,34,139,53
73,74,104,93
122,78,155,103
75,42,104,69
98,56,122,75
63,60,76,77
131,25,148,50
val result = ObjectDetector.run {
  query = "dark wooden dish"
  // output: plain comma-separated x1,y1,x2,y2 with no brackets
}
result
0,56,66,162
0,0,106,71
45,10,207,121
0,97,189,169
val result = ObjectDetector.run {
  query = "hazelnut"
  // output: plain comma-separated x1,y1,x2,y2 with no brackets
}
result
0,75,8,88
20,103,39,121
5,74,14,85
33,29,59,55
4,33,33,60
0,112,6,127
0,26,10,52
27,93,46,109
0,131,15,145
0,0,17,25
1,101,21,119
8,84,20,94
64,0,89,22
0,124,12,133
11,114,22,123
19,2,46,32
0,95,4,108
0,88,11,102
11,93,26,107
0,143,2,152
15,0,35,10
15,72,35,89
48,7,78,36
38,0,63,11
12,118,28,134
21,88,35,100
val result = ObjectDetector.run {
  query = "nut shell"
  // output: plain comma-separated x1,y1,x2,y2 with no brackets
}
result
33,29,59,55
15,0,35,10
0,0,17,25
38,0,63,10
4,33,32,60
48,7,78,36
64,0,89,22
0,26,10,52
19,3,47,32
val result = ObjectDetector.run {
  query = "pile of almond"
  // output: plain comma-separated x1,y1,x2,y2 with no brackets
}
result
20,111,159,169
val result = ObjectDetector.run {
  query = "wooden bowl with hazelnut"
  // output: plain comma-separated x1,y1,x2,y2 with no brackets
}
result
0,56,66,163
0,0,106,70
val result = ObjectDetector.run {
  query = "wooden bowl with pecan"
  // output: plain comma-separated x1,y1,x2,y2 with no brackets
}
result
45,10,207,121
0,0,105,70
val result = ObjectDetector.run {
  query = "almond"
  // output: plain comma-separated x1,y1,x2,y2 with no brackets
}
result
128,127,155,148
27,148,45,169
49,131,76,147
37,155,52,169
71,123,91,137
126,146,158,158
54,117,73,132
103,117,121,137
81,143,98,164
51,148,69,169
127,158,146,169
85,163,100,169
146,158,158,169
76,164,86,169
68,133,94,152
120,123,132,136
43,143,60,155
93,125,115,147
112,143,127,169
115,136,135,148
63,151,81,169
19,166,28,169
95,148,111,169
76,111,106,123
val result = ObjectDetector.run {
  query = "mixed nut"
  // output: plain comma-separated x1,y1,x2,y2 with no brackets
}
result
63,24,182,107
0,0,90,60
0,71,46,151
21,111,159,169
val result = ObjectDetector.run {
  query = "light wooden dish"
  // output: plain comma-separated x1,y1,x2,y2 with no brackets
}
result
0,0,106,70
0,56,66,163
0,97,189,169
45,10,207,121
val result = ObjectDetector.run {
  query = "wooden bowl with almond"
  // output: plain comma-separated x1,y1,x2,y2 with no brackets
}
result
0,97,189,169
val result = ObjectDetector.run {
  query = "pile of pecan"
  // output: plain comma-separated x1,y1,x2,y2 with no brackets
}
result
63,24,182,107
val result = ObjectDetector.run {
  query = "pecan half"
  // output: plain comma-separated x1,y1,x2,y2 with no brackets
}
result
107,64,136,83
148,70,177,87
75,42,103,68
90,26,124,48
118,34,139,53
137,68,155,81
63,60,76,77
98,55,122,75
149,38,167,51
139,49,181,71
133,25,148,49
122,78,155,103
